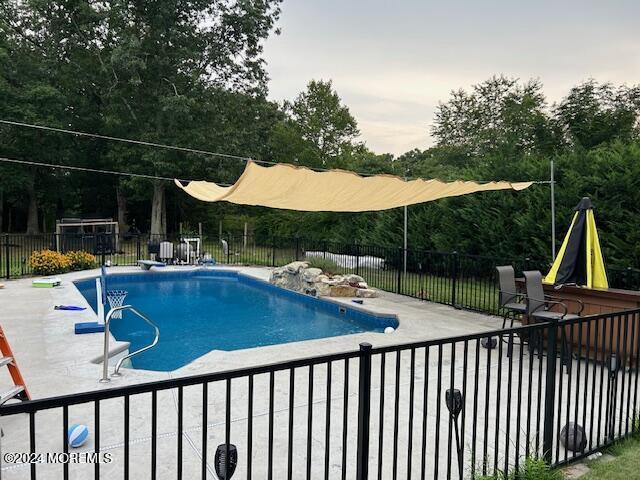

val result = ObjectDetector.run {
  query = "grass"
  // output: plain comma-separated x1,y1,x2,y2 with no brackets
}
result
582,436,640,479
474,457,563,480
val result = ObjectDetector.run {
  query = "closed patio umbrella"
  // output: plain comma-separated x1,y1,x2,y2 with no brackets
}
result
545,197,608,288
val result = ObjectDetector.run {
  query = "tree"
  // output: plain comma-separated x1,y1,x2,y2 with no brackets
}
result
0,19,70,233
271,80,360,168
97,0,282,234
1,0,283,234
432,76,560,158
555,80,640,149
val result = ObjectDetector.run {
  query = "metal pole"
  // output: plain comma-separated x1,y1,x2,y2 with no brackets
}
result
451,251,458,308
403,205,408,274
542,320,559,463
100,307,117,383
4,234,9,279
397,247,403,294
100,233,106,267
550,159,556,260
356,342,373,480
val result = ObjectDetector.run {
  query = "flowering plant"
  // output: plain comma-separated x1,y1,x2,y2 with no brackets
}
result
29,250,72,275
65,251,97,271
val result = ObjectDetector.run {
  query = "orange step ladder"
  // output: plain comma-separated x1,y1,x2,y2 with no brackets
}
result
0,325,30,404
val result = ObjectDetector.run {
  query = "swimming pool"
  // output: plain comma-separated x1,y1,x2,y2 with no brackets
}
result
74,269,397,371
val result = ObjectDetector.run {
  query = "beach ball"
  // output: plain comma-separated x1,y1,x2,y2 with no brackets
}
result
67,424,89,448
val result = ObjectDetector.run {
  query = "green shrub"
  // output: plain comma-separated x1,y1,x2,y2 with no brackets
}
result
29,250,71,276
65,251,97,271
305,256,340,275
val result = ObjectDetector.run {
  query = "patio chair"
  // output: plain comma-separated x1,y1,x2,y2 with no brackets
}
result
523,270,584,372
523,270,584,322
497,265,527,329
496,265,528,356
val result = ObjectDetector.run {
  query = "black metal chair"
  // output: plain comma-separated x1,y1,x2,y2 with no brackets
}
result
523,270,583,322
497,265,527,329
496,265,529,356
523,270,584,371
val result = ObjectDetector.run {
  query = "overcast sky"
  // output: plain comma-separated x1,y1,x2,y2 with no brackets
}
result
262,0,640,155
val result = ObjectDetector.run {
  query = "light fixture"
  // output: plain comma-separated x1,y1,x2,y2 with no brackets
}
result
607,353,620,379
481,336,497,349
445,388,463,418
606,354,621,440
559,422,586,452
214,444,237,480
445,388,464,480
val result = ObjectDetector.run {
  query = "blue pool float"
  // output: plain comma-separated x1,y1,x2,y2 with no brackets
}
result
55,305,86,311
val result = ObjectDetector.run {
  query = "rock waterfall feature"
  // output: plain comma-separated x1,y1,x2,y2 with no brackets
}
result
269,261,378,298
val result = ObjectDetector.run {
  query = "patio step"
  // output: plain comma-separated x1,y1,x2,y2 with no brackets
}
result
0,386,25,405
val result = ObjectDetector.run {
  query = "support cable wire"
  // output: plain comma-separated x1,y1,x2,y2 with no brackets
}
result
0,119,258,164
0,118,551,184
0,156,203,183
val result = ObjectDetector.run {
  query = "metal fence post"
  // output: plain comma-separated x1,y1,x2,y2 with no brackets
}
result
271,238,276,267
542,320,559,464
356,342,373,480
396,247,403,294
136,235,141,260
295,236,300,261
3,234,9,279
451,251,458,308
100,233,106,266
355,243,360,276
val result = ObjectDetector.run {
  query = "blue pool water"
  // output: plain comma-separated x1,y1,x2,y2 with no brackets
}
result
74,270,397,371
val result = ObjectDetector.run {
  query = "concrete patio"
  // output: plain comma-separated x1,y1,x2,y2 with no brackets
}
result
0,267,632,479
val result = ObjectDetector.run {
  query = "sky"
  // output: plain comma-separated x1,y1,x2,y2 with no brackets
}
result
262,0,640,155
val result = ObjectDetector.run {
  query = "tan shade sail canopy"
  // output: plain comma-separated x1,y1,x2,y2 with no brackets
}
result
175,160,533,212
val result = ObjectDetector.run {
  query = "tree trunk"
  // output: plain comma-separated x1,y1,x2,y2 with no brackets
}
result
0,188,3,233
26,172,39,234
150,181,166,236
116,183,129,233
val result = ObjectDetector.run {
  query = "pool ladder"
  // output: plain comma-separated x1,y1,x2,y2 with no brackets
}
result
100,305,160,383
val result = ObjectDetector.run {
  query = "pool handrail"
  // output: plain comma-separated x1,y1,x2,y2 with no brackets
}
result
99,305,160,383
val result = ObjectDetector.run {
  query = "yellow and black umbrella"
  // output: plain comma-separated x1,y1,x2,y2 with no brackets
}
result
545,197,608,288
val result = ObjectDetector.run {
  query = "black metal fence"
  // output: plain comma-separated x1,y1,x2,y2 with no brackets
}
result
1,233,638,317
1,309,640,479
